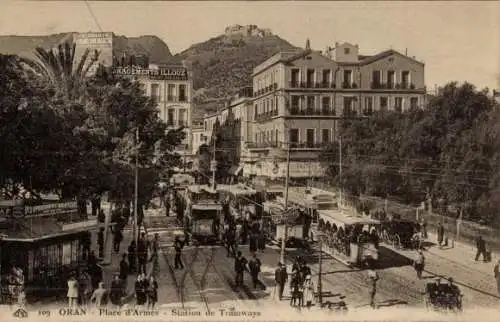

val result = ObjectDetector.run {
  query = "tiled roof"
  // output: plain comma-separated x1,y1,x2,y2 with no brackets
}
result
356,49,424,66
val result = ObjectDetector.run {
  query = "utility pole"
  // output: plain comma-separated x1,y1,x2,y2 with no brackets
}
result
134,127,139,250
339,136,342,208
211,131,216,190
280,141,291,264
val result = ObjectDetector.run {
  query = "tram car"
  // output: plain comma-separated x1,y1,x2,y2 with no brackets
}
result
318,209,381,268
379,216,421,249
423,278,463,312
183,185,223,245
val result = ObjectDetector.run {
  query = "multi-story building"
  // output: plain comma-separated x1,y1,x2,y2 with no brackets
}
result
199,87,253,177
191,120,207,156
73,32,194,165
245,41,426,181
112,62,194,163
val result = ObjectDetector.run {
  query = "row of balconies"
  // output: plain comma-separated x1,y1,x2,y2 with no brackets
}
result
254,109,279,122
152,95,188,103
371,82,416,90
254,83,278,97
288,107,336,116
253,106,337,121
253,81,420,94
290,81,337,89
246,141,326,150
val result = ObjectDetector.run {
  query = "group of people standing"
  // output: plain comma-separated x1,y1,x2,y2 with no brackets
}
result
274,257,314,308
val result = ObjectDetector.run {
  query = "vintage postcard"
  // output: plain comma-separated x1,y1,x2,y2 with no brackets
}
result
0,0,499,321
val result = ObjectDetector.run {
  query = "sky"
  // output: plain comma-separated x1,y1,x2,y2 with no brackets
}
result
1,1,499,90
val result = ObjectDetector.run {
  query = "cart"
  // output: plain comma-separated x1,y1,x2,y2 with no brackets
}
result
423,281,463,312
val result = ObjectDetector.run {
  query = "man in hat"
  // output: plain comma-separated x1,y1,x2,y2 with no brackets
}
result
234,251,248,288
174,236,184,269
274,263,288,300
248,253,262,290
119,254,129,289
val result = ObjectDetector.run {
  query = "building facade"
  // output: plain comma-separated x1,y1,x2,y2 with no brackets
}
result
113,63,194,159
245,42,426,180
199,87,253,177
73,32,194,163
73,32,114,75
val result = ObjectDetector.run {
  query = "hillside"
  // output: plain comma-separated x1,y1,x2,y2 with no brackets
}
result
0,33,172,63
173,28,299,106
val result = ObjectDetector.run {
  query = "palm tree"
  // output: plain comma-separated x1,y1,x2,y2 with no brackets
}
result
23,41,101,103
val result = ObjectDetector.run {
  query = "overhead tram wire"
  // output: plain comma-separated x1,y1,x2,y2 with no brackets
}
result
84,0,104,34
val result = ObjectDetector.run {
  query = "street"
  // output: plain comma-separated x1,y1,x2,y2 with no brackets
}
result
142,211,500,311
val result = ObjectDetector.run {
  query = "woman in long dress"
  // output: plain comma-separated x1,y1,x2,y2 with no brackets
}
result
67,274,79,308
302,275,315,308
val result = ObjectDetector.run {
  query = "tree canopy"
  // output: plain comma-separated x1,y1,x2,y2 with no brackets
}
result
321,82,500,225
0,46,184,205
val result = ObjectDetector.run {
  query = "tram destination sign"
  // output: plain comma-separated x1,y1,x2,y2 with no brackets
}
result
113,66,188,80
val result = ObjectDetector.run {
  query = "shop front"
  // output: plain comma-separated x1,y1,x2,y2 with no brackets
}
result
0,200,96,303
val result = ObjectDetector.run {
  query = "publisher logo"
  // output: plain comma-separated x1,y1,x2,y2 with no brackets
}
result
13,308,28,319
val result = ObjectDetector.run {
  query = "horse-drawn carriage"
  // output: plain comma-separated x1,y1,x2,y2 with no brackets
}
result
379,217,421,249
423,278,463,312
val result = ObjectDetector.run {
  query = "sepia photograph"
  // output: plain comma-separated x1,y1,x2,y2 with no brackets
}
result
0,0,499,321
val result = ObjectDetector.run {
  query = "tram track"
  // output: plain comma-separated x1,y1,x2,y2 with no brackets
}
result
183,246,216,312
184,245,262,310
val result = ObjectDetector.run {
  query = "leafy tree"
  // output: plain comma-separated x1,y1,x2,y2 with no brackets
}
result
321,82,500,225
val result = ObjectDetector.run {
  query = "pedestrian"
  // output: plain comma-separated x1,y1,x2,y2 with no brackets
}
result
81,232,92,261
128,241,137,273
494,260,500,296
109,275,123,308
421,219,428,239
134,274,147,306
437,223,444,248
290,281,303,307
249,234,258,253
137,233,148,274
149,233,160,276
274,262,287,300
174,237,184,269
78,269,93,307
98,227,105,258
119,254,129,290
248,253,262,289
90,282,107,308
224,226,235,257
413,250,425,279
302,275,315,308
146,276,158,309
367,268,379,308
234,251,248,288
475,235,487,262
113,228,123,253
67,273,78,308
